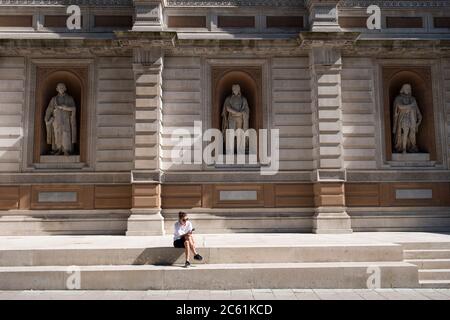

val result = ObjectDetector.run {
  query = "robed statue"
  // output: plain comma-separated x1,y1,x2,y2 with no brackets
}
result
44,83,77,156
392,84,423,154
221,84,250,153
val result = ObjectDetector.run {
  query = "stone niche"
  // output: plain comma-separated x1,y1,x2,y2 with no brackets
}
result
212,67,263,147
382,67,437,163
33,67,88,165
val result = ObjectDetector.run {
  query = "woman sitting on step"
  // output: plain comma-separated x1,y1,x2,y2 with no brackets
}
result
173,211,203,267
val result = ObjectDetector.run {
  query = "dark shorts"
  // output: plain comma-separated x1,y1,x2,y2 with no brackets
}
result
173,238,185,248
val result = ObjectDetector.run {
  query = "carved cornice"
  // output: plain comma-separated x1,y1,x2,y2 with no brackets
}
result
115,31,177,48
0,47,131,56
0,0,132,6
165,38,307,56
165,0,304,7
342,39,450,58
3,38,449,58
299,32,360,49
339,0,450,8
0,38,131,56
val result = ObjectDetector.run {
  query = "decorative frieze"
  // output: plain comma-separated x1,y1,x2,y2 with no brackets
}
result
339,0,450,8
166,0,304,7
0,0,132,6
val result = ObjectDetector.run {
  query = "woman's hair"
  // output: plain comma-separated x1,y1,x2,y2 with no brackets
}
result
178,211,188,221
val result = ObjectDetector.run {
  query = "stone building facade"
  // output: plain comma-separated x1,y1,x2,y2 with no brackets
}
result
0,0,449,235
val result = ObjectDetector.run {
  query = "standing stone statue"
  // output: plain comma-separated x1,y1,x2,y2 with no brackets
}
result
221,84,250,153
392,84,423,154
44,83,77,156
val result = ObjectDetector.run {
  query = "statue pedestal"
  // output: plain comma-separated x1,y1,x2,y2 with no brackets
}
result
392,153,430,162
40,155,80,163
390,153,434,167
35,155,85,169
213,154,260,169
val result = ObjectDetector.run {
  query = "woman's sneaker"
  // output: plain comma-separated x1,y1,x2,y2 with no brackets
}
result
194,254,203,261
184,261,191,268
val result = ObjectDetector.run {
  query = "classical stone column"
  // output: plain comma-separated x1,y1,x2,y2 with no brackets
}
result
305,0,353,234
309,46,352,234
126,48,164,236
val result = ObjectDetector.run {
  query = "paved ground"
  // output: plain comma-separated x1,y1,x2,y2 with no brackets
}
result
1,232,450,249
0,289,449,300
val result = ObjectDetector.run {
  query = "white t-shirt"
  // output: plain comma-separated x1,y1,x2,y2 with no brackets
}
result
173,220,193,241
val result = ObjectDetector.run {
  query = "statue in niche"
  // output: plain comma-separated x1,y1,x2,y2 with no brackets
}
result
221,84,250,154
392,84,423,154
44,83,77,156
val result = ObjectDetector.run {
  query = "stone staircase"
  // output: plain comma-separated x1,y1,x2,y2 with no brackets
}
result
403,242,450,288
0,242,419,290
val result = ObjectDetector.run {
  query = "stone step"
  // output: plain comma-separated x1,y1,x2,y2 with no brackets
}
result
0,262,418,290
0,244,404,267
419,280,450,288
419,269,450,281
400,242,450,250
404,250,450,260
405,259,450,269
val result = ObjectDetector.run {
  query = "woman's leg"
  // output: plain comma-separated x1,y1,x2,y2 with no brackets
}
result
183,237,190,261
184,234,197,255
188,236,198,255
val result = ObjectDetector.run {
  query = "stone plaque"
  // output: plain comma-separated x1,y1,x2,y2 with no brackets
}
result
395,189,433,200
219,190,258,201
38,192,78,203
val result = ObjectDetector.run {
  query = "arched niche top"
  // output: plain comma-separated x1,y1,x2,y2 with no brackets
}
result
212,67,263,134
383,66,436,161
34,67,88,163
